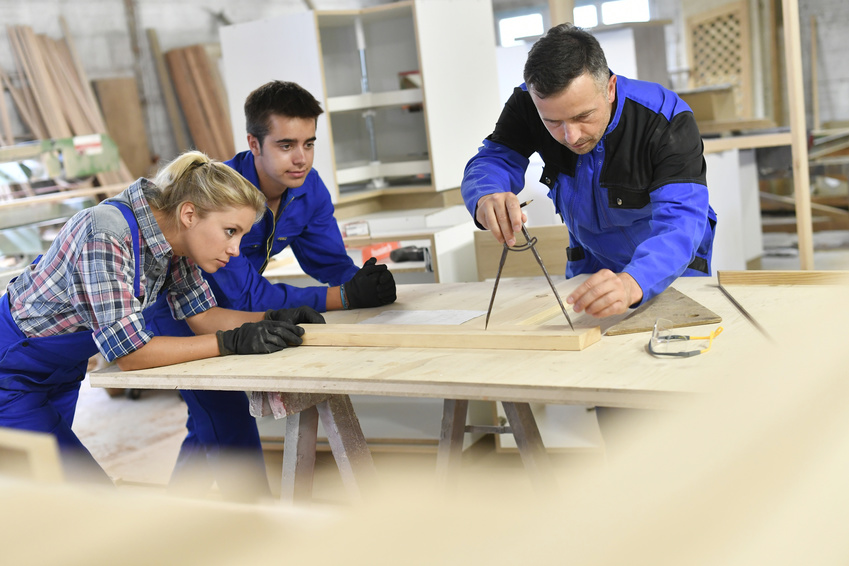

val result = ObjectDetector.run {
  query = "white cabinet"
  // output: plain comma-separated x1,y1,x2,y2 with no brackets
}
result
220,0,501,200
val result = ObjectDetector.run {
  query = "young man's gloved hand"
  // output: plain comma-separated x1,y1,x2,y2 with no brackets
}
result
216,320,305,356
342,257,397,309
264,306,326,325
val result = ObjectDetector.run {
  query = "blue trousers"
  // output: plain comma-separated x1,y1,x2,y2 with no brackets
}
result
171,389,270,499
0,384,110,483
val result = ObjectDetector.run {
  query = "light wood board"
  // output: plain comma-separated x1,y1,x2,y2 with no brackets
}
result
91,276,849,411
93,77,151,179
605,286,722,336
718,270,849,285
300,323,600,351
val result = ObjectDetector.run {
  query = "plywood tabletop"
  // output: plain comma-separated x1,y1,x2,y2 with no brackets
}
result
91,273,849,409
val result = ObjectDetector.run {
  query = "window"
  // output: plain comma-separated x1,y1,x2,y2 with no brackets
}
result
574,0,651,28
498,12,545,47
600,0,650,25
574,5,599,28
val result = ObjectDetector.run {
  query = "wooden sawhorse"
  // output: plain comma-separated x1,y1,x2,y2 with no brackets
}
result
436,399,558,492
275,393,377,503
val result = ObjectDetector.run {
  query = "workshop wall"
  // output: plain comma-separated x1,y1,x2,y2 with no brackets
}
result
0,0,381,171
797,0,849,128
0,0,845,173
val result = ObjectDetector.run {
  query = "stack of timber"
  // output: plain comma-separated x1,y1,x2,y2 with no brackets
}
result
1,20,133,187
165,44,234,161
92,77,153,179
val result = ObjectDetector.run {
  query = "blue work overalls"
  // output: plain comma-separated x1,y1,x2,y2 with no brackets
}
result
146,301,269,497
0,202,142,483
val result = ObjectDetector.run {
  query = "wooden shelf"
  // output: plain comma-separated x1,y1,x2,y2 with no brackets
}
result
326,89,423,113
316,1,413,28
335,159,431,186
221,0,500,198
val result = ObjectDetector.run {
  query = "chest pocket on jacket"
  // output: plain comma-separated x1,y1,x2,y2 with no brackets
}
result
538,164,559,189
606,187,650,210
240,232,267,251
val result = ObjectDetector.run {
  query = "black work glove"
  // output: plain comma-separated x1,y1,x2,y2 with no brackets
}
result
264,305,326,325
216,320,305,356
342,257,397,309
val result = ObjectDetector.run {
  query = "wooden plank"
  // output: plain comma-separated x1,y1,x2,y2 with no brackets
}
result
201,43,235,158
780,0,814,269
518,303,575,326
52,39,105,133
8,26,63,138
93,77,152,179
300,323,601,351
146,28,190,152
0,427,63,483
605,286,722,336
474,224,569,281
0,68,12,144
39,36,90,135
5,27,45,139
760,191,848,229
87,277,849,411
549,0,575,25
183,46,227,159
702,132,792,154
695,118,776,136
59,16,106,132
166,48,215,156
21,26,72,137
0,183,125,210
718,270,849,286
0,69,42,139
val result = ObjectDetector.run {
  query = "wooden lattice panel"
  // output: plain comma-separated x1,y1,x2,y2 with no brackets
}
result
687,1,752,118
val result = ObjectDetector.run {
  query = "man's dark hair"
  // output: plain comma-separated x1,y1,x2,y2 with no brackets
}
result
244,81,324,146
523,23,609,98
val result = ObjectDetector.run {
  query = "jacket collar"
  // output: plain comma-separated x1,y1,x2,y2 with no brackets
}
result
607,70,626,136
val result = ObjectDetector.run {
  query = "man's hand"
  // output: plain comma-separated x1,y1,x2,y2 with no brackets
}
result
566,270,644,318
342,257,397,309
216,320,305,355
264,306,325,325
475,192,527,247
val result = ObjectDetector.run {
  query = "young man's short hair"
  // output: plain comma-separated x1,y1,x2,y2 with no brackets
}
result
244,81,324,146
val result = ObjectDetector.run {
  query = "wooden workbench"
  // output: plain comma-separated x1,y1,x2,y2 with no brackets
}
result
90,272,849,493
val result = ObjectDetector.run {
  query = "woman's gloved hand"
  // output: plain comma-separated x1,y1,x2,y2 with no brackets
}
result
342,257,397,309
216,320,305,356
264,306,326,325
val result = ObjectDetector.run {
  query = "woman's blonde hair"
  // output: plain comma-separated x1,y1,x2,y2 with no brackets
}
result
147,151,265,227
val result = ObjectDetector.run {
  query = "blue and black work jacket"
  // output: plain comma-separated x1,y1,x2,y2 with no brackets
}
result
205,151,358,312
461,73,717,305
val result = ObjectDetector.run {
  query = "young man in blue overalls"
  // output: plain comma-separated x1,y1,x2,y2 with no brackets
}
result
147,81,396,496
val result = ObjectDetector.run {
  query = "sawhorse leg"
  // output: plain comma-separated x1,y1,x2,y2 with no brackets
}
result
436,399,557,492
436,399,469,491
280,394,376,503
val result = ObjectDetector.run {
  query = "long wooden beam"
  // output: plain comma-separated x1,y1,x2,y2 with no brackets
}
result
300,323,601,351
718,270,849,285
780,0,814,269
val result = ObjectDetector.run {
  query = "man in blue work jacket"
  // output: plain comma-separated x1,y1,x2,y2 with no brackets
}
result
147,81,396,496
462,23,716,318
462,24,716,450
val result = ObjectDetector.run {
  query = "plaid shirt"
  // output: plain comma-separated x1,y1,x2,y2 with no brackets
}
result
7,179,217,362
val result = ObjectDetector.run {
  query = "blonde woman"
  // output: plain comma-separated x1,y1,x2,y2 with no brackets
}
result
0,151,323,483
